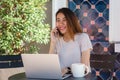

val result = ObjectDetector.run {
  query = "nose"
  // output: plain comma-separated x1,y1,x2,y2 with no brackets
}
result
59,21,64,25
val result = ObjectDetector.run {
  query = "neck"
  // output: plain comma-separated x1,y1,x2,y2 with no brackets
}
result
63,33,71,42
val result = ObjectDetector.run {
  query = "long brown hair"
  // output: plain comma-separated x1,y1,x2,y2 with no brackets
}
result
56,8,83,40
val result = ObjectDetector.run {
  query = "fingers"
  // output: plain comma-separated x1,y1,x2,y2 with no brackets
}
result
51,27,58,34
61,68,68,76
51,27,59,37
50,27,59,43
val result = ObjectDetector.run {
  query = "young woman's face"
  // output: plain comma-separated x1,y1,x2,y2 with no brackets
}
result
56,13,68,35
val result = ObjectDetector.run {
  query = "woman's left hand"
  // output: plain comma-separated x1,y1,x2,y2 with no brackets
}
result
61,68,68,76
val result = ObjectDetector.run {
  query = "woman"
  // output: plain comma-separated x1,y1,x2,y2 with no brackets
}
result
49,8,92,74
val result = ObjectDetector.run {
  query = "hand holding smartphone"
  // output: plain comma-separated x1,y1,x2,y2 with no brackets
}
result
56,28,63,36
50,27,60,43
53,27,62,37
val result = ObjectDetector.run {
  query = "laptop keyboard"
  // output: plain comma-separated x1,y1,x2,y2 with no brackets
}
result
62,74,72,79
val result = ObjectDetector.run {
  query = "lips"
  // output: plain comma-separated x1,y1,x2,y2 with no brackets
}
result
59,26,66,31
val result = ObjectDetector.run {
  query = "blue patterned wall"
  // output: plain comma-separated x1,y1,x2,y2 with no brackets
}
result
68,0,120,79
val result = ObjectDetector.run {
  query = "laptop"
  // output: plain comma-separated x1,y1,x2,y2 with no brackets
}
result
21,54,71,79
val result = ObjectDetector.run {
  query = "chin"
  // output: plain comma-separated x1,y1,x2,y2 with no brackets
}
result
61,31,66,34
60,29,67,34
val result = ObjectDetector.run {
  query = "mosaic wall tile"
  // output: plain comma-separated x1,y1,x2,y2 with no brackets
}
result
94,33,106,41
104,0,109,4
103,9,109,20
116,69,120,80
92,42,104,54
95,17,106,28
68,0,120,79
73,0,83,5
80,17,90,28
108,43,117,55
96,1,106,12
68,1,76,11
116,54,120,64
74,9,83,20
100,69,112,80
87,25,98,36
88,9,98,20
88,0,98,5
91,68,96,76
102,25,109,38
80,1,91,12
96,76,103,80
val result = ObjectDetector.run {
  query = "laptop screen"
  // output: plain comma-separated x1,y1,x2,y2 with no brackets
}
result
21,54,69,79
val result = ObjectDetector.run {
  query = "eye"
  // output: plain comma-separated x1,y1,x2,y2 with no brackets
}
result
56,19,60,22
63,19,66,22
63,18,66,22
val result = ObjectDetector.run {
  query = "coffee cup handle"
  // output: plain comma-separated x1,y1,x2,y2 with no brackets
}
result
84,65,89,76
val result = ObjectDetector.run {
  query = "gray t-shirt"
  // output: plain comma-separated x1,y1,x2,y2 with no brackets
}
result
55,33,92,69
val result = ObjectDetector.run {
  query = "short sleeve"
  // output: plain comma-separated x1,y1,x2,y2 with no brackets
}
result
79,33,93,52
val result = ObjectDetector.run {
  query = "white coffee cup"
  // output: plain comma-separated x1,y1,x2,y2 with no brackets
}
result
71,63,89,78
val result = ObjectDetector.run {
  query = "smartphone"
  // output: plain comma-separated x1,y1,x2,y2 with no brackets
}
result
57,28,63,36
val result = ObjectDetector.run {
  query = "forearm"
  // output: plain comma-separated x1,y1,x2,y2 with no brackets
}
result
81,49,90,66
49,41,56,54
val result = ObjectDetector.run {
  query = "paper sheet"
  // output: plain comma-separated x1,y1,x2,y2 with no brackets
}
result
115,43,120,52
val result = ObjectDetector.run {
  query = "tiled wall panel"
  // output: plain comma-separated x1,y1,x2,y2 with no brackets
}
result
68,0,120,79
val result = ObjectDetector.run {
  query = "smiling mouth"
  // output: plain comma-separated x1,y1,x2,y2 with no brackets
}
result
59,26,66,31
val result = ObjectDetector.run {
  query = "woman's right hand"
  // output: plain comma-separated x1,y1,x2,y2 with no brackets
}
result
49,27,59,54
50,27,59,43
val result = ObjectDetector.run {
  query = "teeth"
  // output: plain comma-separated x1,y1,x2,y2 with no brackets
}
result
60,27,64,30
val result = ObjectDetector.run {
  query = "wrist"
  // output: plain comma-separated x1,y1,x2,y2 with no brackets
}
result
50,38,57,44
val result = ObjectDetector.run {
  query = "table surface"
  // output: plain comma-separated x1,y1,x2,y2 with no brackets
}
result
8,72,98,80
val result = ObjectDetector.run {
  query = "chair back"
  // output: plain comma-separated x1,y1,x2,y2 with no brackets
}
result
90,54,116,71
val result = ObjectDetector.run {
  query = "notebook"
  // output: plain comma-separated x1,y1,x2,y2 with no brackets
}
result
21,54,71,79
